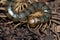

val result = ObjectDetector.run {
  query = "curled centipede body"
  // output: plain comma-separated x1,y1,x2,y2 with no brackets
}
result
7,2,52,37
7,2,51,23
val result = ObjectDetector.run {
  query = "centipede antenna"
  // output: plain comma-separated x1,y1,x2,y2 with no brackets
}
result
37,24,43,30
14,23,21,29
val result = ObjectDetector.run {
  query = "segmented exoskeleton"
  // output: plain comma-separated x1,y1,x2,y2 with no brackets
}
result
7,2,51,22
7,1,52,37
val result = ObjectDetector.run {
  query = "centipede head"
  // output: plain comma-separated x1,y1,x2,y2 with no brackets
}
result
27,2,52,28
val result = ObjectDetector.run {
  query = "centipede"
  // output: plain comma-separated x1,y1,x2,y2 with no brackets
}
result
7,2,51,22
0,0,60,40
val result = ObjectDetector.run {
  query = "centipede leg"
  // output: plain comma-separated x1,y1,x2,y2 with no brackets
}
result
34,25,39,30
39,20,51,35
41,23,48,31
51,19,60,24
35,24,42,30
